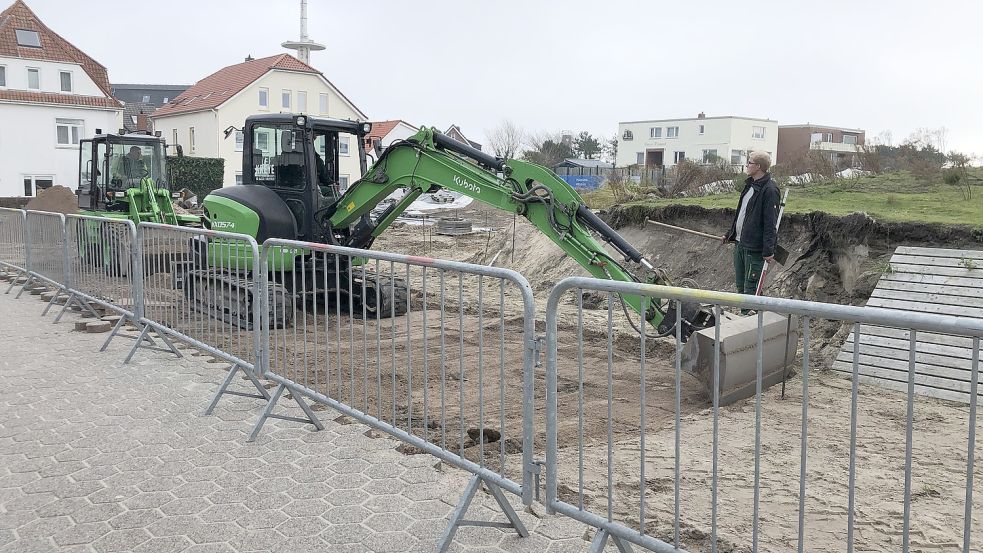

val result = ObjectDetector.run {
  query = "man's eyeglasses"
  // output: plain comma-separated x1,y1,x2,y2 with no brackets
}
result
746,162,758,166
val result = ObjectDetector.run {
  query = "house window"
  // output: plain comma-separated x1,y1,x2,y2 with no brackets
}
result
673,151,686,163
282,90,291,110
256,132,269,151
189,127,195,153
60,71,73,93
55,119,83,146
235,131,244,152
297,91,307,113
23,176,53,196
636,152,645,165
319,93,328,114
27,68,40,90
698,125,705,135
731,149,744,165
702,149,718,163
339,175,350,190
259,87,269,108
842,134,858,145
139,94,149,103
15,29,41,48
810,132,823,143
235,172,243,186
162,97,168,104
622,129,633,141
0,65,5,87
130,116,138,125
667,126,679,138
752,126,766,139
339,136,350,156
650,127,662,138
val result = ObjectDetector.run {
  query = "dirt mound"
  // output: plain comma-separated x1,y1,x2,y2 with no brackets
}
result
24,185,79,214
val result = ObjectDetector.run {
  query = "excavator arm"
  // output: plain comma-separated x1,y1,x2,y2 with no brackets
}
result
325,127,700,334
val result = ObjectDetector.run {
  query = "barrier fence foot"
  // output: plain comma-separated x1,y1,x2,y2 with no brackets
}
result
100,316,127,351
14,274,35,299
123,323,182,364
246,382,323,443
434,474,529,553
3,268,26,295
40,288,64,316
589,530,635,553
205,363,270,418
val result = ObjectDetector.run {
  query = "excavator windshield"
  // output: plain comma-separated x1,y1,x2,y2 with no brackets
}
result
250,123,306,189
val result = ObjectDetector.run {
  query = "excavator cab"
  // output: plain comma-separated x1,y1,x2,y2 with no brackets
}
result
233,114,371,243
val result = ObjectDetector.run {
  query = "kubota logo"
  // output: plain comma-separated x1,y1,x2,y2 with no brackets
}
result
452,175,480,195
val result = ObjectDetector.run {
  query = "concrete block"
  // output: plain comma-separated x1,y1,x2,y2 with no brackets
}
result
74,321,90,331
85,321,112,333
28,287,44,295
101,315,122,325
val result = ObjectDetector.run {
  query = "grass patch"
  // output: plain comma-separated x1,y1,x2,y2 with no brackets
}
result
585,169,983,228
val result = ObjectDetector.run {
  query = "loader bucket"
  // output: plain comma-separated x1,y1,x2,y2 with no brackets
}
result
680,311,798,406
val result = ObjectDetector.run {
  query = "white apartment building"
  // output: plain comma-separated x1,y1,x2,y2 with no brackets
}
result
616,113,778,169
0,0,123,197
152,54,367,187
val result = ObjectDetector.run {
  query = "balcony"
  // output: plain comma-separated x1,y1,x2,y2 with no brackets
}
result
810,141,860,153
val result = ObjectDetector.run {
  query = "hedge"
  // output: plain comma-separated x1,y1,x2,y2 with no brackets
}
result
166,156,225,199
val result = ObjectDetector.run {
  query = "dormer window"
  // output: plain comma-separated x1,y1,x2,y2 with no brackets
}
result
15,29,41,48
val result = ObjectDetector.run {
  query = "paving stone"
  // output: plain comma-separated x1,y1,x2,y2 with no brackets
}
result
0,293,585,552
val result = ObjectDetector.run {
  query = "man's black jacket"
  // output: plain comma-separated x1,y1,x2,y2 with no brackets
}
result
725,172,781,257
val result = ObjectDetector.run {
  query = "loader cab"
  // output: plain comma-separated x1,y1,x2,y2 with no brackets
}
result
77,132,170,212
240,114,370,242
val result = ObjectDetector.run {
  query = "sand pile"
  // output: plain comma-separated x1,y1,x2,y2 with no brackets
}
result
24,185,79,214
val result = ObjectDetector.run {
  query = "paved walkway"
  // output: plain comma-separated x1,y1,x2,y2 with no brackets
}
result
0,290,593,553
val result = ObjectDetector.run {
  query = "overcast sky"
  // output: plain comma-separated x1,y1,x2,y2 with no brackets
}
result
26,0,983,156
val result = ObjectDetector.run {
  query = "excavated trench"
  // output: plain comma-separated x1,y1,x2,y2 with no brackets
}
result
370,202,983,552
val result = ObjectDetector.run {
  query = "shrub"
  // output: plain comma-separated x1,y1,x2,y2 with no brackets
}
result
166,156,225,199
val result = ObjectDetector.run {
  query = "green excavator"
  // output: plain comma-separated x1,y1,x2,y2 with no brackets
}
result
190,113,713,338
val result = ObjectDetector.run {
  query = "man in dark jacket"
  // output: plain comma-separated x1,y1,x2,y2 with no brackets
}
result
722,151,780,299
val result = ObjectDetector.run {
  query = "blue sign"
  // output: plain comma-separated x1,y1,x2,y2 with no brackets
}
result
559,175,604,190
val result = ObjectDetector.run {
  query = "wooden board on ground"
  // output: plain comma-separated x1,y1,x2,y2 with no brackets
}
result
832,246,983,404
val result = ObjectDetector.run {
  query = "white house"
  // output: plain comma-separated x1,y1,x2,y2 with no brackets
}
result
152,54,368,187
362,119,418,155
616,113,778,169
0,0,123,197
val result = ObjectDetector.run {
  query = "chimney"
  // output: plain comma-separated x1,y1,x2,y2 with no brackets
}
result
697,112,706,119
137,113,151,133
245,54,254,62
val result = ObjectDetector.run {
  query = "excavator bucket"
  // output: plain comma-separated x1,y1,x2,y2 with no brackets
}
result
680,312,798,406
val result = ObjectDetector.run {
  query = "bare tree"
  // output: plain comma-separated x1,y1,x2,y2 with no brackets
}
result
485,119,524,160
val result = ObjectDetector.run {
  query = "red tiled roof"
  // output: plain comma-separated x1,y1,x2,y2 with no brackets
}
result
0,0,121,108
0,88,122,108
152,54,321,118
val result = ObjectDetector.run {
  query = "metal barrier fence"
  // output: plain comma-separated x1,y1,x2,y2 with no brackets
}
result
0,208,27,292
546,276,983,553
61,215,139,322
122,222,269,414
21,210,66,296
255,238,537,550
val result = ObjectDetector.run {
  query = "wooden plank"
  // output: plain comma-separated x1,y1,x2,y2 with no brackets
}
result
857,325,978,349
896,246,983,260
888,263,982,279
831,361,971,403
864,297,983,319
839,341,975,371
834,352,978,384
846,332,978,360
881,272,983,289
889,254,983,270
831,359,982,398
874,280,982,299
870,289,983,310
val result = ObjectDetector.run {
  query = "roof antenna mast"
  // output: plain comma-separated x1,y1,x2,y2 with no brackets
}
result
281,0,325,65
